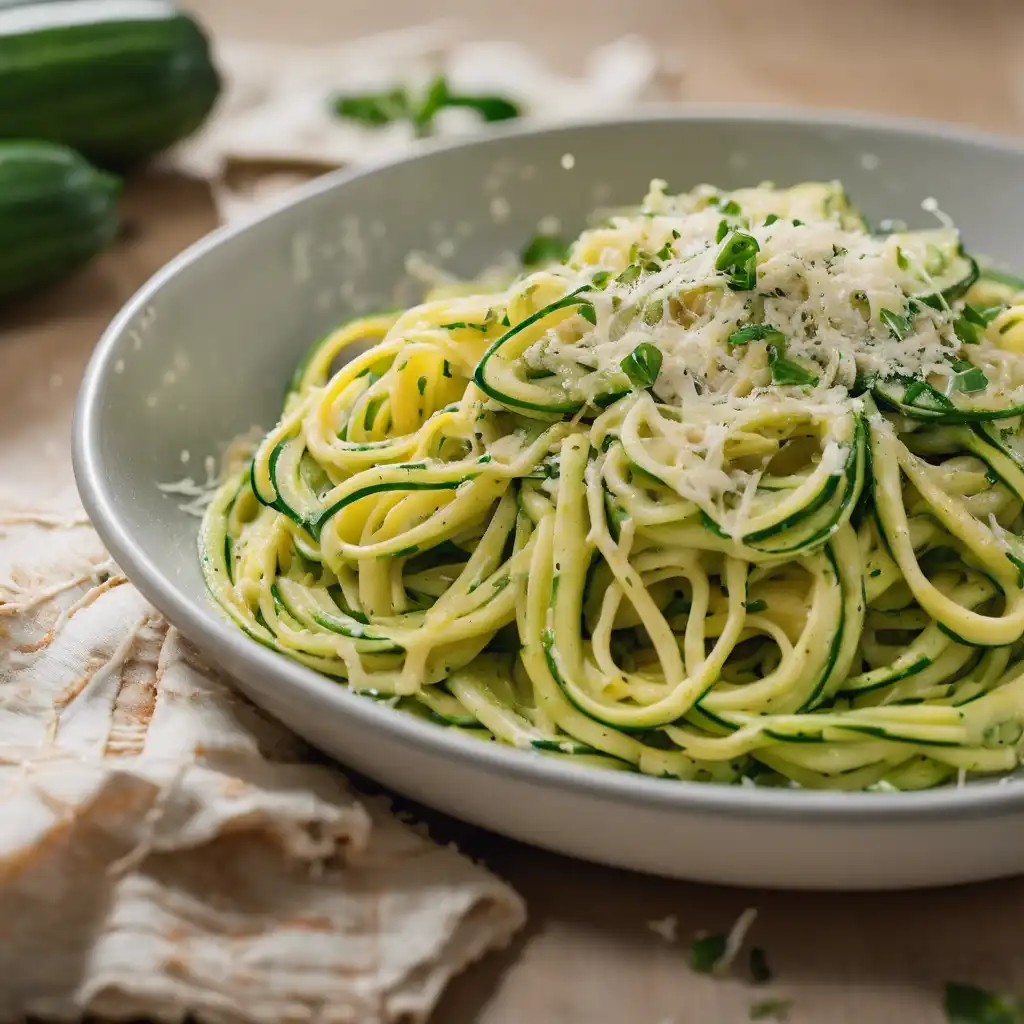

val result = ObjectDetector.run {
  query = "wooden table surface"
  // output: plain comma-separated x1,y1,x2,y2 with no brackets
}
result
5,2,1024,1021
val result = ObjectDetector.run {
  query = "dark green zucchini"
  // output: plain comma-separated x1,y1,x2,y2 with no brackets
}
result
873,376,1024,424
0,0,220,166
0,139,119,301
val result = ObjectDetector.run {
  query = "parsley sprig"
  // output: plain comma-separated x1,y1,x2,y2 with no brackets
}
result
715,230,760,291
945,982,1023,1024
333,73,520,137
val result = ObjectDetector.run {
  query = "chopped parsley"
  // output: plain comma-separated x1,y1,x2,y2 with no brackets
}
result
620,342,663,389
768,344,819,387
716,230,760,291
952,359,989,394
690,933,728,973
729,323,785,347
955,304,999,345
332,74,520,136
331,89,408,127
749,998,791,1021
416,376,427,395
945,982,1022,1024
880,308,912,341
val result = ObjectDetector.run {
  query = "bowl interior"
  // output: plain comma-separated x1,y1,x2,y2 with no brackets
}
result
77,110,1024,810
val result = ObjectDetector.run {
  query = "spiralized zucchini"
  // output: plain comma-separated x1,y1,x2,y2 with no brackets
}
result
201,180,1024,791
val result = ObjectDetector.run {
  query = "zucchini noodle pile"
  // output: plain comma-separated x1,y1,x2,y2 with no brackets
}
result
201,179,1024,791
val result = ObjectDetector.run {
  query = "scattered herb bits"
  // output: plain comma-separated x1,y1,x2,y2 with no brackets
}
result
690,933,728,974
749,999,792,1022
716,230,760,291
767,346,819,387
880,308,912,341
620,342,663,389
951,359,989,394
945,982,1022,1024
729,324,786,347
333,73,520,136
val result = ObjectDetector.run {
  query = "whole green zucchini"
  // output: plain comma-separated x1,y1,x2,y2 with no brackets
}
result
0,139,120,301
0,0,221,166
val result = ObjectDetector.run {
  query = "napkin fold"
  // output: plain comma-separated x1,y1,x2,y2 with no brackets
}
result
0,516,524,1022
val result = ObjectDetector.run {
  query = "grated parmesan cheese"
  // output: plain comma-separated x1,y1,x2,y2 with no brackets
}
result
506,180,1016,524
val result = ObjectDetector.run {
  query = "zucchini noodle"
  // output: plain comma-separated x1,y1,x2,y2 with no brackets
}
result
200,179,1024,791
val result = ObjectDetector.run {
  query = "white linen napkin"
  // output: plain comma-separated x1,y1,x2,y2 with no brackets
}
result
0,514,524,1022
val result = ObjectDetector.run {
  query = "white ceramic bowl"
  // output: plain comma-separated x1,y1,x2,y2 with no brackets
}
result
74,108,1024,889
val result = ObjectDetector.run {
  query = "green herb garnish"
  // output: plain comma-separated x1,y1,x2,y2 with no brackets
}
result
954,304,992,345
620,342,663,389
952,359,989,394
332,89,408,126
945,982,1021,1024
768,345,819,387
749,998,792,1021
332,73,520,136
715,230,760,291
764,214,779,226
729,323,785,346
443,92,520,123
578,303,598,325
416,376,427,395
745,599,768,614
721,199,741,215
880,308,912,341
691,933,728,974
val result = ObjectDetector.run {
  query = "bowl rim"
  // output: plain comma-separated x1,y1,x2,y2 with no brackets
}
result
74,103,1024,823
